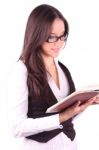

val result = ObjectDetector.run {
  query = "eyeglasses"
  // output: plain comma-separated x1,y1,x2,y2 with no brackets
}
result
46,34,67,43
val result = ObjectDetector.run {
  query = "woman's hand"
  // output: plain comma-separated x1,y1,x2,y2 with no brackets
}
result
93,94,99,104
59,96,96,123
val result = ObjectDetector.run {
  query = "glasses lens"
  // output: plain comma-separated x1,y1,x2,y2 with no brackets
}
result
60,34,67,41
47,36,57,43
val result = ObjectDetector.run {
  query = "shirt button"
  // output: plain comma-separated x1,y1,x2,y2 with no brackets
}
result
59,124,63,129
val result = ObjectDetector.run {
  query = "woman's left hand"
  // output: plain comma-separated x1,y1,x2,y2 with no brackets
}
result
93,94,99,104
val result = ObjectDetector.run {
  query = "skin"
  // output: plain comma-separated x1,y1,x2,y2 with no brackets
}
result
41,18,99,123
41,18,65,66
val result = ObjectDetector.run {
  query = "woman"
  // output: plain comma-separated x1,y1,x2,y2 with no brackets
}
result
7,4,98,150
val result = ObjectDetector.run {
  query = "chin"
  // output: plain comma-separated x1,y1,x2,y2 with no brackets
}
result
53,53,60,58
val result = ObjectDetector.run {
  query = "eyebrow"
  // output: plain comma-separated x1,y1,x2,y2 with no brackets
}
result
50,31,65,35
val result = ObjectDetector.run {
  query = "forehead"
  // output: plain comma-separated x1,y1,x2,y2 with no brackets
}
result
51,18,65,35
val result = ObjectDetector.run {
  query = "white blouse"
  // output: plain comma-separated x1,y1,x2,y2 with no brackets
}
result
7,60,77,150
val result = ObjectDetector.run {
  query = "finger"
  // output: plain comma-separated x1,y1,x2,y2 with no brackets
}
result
73,101,81,107
96,94,99,98
95,94,99,100
79,96,97,112
80,101,92,112
81,98,95,108
92,94,99,104
87,96,97,103
93,100,99,104
76,101,81,106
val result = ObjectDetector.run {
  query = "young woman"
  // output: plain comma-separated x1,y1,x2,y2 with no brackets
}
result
7,4,98,150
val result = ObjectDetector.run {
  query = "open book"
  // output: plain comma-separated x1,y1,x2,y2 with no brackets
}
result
46,89,99,113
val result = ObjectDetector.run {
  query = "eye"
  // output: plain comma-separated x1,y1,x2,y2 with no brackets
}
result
47,36,57,43
60,34,67,41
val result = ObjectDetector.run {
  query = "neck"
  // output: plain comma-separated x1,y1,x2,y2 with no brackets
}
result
42,56,55,69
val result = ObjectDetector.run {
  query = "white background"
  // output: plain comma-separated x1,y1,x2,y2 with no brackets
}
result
0,0,99,149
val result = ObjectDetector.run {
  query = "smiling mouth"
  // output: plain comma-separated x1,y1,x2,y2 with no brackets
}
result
52,48,60,52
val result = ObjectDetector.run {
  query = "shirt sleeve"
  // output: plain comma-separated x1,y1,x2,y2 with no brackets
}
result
7,61,60,138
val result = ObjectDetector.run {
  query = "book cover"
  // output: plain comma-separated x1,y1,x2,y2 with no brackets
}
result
46,89,99,113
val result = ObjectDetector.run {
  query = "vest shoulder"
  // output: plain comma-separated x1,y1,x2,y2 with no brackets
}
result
58,61,69,71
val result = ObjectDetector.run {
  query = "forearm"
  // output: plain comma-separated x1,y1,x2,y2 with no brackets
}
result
10,114,60,137
59,112,69,123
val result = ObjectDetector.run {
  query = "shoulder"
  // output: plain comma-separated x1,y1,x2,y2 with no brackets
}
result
14,60,27,73
8,60,28,82
12,60,27,75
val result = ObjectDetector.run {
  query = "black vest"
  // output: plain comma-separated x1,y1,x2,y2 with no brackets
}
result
26,62,76,143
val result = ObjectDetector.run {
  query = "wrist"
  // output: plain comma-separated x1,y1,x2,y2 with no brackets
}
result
59,111,69,123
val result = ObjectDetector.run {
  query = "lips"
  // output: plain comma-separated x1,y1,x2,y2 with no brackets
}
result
51,48,60,53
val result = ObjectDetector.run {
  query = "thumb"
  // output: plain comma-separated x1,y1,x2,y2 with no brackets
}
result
74,100,81,106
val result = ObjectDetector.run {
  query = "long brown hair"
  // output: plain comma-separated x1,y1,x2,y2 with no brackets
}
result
19,4,69,96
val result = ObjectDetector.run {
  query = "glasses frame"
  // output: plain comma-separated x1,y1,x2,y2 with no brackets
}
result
46,34,68,43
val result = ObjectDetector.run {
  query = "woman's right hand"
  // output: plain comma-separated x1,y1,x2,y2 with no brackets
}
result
59,96,96,123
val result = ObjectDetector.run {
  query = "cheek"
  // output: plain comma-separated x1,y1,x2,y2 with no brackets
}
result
42,43,48,50
41,43,51,53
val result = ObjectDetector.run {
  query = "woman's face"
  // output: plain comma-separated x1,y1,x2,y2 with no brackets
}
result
41,18,66,59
